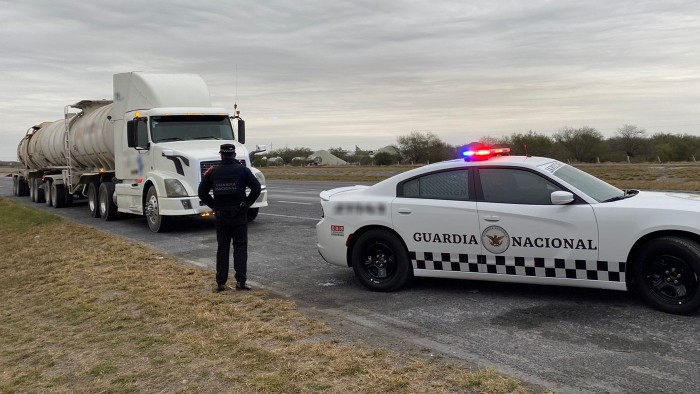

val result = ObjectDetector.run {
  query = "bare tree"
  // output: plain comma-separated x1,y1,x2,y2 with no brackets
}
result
615,124,647,157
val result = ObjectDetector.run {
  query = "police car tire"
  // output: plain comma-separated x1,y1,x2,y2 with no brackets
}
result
634,237,700,315
351,229,411,292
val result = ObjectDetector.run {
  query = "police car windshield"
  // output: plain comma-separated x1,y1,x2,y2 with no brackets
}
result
150,115,234,143
552,165,624,203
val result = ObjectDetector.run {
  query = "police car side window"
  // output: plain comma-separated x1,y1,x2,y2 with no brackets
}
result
480,168,560,204
401,170,469,200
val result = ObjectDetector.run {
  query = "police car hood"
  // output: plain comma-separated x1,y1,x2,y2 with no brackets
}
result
611,190,700,210
320,185,370,201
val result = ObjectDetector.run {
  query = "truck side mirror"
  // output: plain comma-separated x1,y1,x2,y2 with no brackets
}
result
127,118,149,150
237,118,245,144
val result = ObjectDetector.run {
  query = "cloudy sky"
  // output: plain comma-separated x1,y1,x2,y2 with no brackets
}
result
1,0,699,160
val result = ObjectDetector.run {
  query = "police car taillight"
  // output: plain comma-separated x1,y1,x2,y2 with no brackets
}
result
461,147,510,161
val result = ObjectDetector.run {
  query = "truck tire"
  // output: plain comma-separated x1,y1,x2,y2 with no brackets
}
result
43,180,52,206
145,186,171,232
247,207,259,222
98,182,118,221
29,178,36,201
12,177,19,196
51,182,66,208
87,182,100,218
32,178,45,203
18,178,30,197
634,237,700,315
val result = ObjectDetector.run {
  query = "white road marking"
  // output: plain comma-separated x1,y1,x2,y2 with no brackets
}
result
260,212,319,221
276,200,313,205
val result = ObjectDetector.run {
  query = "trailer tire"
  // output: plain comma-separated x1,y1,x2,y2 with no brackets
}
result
18,179,29,197
145,186,171,233
51,182,65,208
12,177,19,196
32,178,45,203
87,182,101,218
43,180,52,206
99,182,118,221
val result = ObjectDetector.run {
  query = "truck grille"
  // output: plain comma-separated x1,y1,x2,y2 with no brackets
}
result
200,160,220,179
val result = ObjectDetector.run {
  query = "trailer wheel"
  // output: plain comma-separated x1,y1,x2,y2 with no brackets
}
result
44,180,53,207
18,178,29,197
99,182,118,221
29,178,36,201
32,178,45,203
87,182,101,218
145,186,171,232
51,182,65,208
12,177,19,196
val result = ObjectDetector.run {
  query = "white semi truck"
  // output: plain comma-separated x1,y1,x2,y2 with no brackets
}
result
12,72,268,232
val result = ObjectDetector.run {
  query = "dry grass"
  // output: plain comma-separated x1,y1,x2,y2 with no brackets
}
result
261,162,700,192
0,198,530,393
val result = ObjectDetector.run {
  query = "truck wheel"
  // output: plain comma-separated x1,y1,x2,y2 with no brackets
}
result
33,178,45,203
145,186,171,232
351,229,411,292
247,208,259,222
87,182,101,218
634,237,700,315
12,177,19,196
51,182,66,208
29,178,36,201
44,180,53,206
18,178,30,197
98,182,118,221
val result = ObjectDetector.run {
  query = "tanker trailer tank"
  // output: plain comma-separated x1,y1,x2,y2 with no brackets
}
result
24,101,115,171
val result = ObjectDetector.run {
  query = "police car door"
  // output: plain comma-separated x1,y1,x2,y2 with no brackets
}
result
475,167,600,284
392,169,482,278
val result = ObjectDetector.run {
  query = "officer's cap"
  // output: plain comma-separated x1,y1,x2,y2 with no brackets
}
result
219,144,236,154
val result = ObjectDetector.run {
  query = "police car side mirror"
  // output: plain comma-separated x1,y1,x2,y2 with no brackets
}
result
551,191,574,205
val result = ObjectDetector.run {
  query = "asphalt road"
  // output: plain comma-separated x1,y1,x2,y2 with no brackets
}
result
2,175,699,393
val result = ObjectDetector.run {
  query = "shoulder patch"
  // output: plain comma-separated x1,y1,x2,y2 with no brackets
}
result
204,165,217,176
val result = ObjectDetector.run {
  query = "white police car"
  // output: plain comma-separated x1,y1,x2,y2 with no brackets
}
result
316,146,700,315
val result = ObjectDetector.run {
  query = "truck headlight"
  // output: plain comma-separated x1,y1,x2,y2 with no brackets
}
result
164,179,188,197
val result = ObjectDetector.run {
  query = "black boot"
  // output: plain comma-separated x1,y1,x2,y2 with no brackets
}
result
235,282,251,291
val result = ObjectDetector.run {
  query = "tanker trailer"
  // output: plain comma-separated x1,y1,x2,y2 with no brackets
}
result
13,100,114,209
13,71,268,233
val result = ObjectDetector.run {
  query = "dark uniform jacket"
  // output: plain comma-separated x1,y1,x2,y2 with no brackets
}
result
198,159,262,215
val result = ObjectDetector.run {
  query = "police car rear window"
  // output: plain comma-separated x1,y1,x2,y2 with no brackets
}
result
401,170,469,200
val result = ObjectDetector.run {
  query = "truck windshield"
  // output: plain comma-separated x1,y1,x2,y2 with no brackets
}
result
150,115,234,143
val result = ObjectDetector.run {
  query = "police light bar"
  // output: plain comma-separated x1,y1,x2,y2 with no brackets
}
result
461,147,511,161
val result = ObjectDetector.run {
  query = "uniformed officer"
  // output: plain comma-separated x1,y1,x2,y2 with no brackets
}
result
198,143,261,292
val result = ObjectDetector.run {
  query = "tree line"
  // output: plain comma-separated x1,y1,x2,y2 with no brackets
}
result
255,125,700,166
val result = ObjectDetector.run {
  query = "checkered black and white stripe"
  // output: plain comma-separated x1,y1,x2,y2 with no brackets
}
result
410,251,626,282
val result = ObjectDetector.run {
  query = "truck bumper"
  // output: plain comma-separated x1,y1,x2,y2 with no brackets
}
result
160,196,213,216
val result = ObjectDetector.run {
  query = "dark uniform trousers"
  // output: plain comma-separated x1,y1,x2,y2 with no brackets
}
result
215,210,248,285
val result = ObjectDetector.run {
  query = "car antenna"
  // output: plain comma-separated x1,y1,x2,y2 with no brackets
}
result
234,64,238,115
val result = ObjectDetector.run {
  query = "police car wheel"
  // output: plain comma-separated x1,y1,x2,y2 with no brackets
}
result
351,229,411,292
634,237,700,315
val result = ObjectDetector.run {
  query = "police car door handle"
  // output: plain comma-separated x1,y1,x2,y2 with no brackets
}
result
397,208,412,214
483,215,500,222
